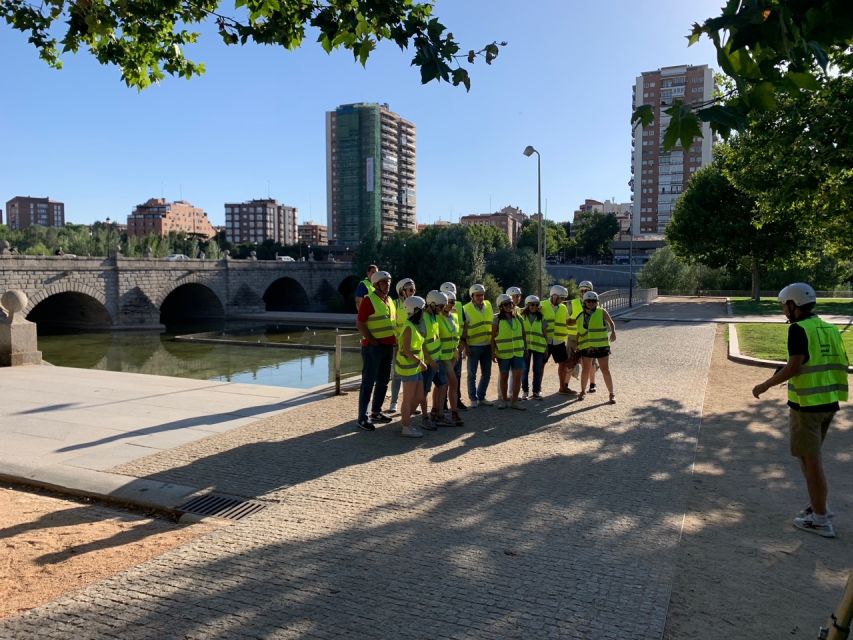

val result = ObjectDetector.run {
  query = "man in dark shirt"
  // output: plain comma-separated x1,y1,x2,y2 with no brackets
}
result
354,265,378,311
752,283,848,538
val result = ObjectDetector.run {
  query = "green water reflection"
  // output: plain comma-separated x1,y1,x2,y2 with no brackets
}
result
38,327,363,389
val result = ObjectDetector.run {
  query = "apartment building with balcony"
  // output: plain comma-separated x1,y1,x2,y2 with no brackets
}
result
4,196,65,230
127,198,216,238
460,206,527,246
630,64,714,235
298,221,328,246
326,102,416,247
225,199,298,245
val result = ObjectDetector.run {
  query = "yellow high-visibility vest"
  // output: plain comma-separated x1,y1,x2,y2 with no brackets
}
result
365,292,396,340
395,321,425,376
541,299,569,343
423,312,442,359
494,316,524,359
438,313,460,361
463,301,493,346
577,308,609,350
567,298,583,336
523,315,547,353
788,316,849,407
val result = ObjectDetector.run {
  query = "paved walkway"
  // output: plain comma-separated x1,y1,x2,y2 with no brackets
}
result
2,301,721,638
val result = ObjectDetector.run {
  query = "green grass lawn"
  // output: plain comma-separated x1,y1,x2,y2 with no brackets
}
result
730,297,853,316
736,323,853,362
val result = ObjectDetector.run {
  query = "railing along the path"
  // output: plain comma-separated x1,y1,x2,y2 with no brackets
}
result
598,288,658,314
335,333,357,395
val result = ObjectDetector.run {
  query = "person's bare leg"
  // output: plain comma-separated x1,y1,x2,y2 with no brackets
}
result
447,368,458,412
499,371,509,403
801,455,828,515
580,358,592,395
598,356,613,394
511,369,521,401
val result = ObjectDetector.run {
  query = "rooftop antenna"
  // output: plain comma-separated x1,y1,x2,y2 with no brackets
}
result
268,180,271,198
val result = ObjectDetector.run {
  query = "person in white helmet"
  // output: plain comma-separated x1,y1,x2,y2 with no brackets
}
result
355,270,397,431
441,281,467,411
461,283,494,407
492,293,526,410
520,295,548,400
422,290,450,427
541,284,576,395
569,281,595,391
575,291,616,403
395,296,429,438
438,291,464,426
752,283,848,538
506,286,523,317
388,278,416,414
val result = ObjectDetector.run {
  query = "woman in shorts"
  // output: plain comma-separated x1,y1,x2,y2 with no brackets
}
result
395,296,429,437
575,291,617,403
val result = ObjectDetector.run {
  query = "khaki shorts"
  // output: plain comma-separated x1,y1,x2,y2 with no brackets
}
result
789,409,835,457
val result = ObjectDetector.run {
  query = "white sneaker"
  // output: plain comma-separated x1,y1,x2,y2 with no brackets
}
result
401,425,424,438
479,399,494,407
388,401,399,413
797,504,835,519
521,391,529,400
496,400,507,409
793,513,836,538
510,401,527,411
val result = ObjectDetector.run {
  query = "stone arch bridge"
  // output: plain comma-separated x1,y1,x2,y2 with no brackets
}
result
0,256,359,330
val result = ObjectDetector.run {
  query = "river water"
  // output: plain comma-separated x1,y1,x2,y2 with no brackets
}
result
38,325,363,389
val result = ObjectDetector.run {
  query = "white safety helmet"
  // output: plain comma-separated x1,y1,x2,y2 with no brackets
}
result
395,277,414,296
444,291,457,303
496,293,512,307
778,282,817,307
578,280,593,291
524,295,540,306
404,296,426,318
583,291,599,302
506,286,522,296
469,283,486,296
370,270,392,284
549,285,568,298
426,290,448,307
440,282,457,295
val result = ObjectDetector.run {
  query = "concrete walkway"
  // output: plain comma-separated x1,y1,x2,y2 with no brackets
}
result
0,299,728,639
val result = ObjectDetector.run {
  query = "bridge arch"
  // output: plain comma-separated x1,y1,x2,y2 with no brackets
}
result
159,282,226,327
262,277,310,312
26,283,113,332
338,275,360,312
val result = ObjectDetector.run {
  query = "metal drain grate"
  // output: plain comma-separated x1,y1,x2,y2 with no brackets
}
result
177,494,268,521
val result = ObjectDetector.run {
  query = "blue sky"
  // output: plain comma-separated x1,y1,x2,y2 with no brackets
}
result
0,1,724,228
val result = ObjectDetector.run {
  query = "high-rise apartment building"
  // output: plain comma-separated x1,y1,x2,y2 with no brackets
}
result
5,196,65,230
326,102,416,246
298,222,328,246
127,198,216,238
631,64,714,235
225,199,298,245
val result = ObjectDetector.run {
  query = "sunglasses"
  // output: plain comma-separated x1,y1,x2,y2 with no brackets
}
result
404,287,414,292
528,303,539,307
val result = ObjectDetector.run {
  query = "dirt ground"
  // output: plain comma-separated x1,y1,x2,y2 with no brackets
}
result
0,485,220,620
1,325,849,635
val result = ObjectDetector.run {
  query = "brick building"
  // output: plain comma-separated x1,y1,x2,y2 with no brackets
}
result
459,206,527,246
225,199,298,246
4,196,65,230
298,222,328,246
126,198,216,238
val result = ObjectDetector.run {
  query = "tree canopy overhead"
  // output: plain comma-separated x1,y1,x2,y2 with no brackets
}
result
633,0,853,149
2,0,504,89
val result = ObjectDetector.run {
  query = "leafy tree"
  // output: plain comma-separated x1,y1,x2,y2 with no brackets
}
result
2,0,504,90
666,159,802,299
571,212,619,261
517,220,568,257
487,247,545,298
632,0,852,149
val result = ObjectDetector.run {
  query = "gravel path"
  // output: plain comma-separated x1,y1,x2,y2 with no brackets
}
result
0,306,720,639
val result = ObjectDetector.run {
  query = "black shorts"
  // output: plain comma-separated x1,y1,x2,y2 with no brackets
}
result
580,347,611,359
547,343,569,363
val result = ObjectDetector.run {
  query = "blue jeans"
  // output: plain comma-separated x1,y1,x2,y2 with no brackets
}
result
359,344,393,420
523,350,545,394
467,344,492,402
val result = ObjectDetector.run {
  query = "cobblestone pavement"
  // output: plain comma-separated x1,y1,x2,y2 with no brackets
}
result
0,302,723,639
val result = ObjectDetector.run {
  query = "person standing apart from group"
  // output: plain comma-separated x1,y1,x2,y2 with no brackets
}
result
441,282,467,410
492,294,527,410
574,291,616,403
437,291,465,426
354,264,378,311
388,277,416,414
462,284,494,407
355,270,396,431
520,295,547,400
752,283,848,538
541,285,576,395
395,296,429,438
571,281,595,392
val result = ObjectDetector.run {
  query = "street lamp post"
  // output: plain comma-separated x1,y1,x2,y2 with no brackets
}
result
523,145,543,297
105,217,112,259
628,214,634,307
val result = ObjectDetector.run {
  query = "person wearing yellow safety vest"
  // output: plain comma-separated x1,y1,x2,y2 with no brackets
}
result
354,264,378,311
575,291,616,403
441,282,467,411
491,294,527,410
355,270,396,431
752,283,849,538
569,280,593,391
388,277,416,414
420,290,448,429
461,283,494,407
438,291,465,426
506,286,523,318
520,295,548,400
395,296,429,438
541,284,576,396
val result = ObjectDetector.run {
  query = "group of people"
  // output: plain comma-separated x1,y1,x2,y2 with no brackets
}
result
354,265,617,438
